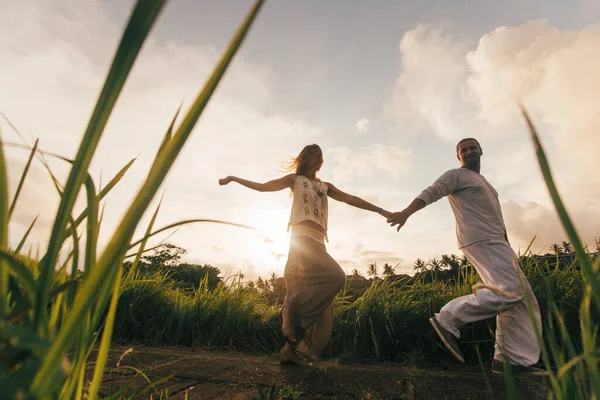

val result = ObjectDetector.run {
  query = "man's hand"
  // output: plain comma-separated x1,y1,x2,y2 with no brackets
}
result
387,210,409,232
219,176,235,186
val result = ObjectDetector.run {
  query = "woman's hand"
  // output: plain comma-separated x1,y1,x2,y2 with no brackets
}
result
379,209,392,219
219,176,236,186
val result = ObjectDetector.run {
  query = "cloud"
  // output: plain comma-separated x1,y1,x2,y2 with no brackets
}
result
327,144,412,184
357,250,404,266
465,20,600,192
502,200,600,254
354,118,370,134
336,259,359,266
385,25,482,142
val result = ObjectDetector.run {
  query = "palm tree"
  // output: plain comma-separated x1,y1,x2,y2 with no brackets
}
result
451,254,459,265
550,243,563,255
442,254,460,275
429,258,442,280
351,269,363,278
413,258,427,274
367,263,378,278
382,263,395,279
429,259,442,274
440,255,452,270
561,241,573,254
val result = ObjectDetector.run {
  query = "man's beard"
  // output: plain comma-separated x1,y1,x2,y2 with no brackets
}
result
464,155,480,167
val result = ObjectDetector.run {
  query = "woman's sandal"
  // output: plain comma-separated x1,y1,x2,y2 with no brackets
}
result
279,348,313,368
295,342,319,362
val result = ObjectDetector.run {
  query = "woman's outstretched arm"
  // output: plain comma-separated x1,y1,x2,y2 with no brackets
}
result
326,182,391,218
219,174,296,192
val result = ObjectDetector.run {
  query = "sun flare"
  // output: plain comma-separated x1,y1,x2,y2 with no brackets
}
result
246,204,291,269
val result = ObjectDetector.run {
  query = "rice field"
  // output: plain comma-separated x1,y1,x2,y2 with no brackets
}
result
0,0,598,399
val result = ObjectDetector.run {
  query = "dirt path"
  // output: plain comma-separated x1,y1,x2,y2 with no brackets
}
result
87,345,548,399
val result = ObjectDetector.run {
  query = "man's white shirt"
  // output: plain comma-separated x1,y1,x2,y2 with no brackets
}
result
416,168,507,248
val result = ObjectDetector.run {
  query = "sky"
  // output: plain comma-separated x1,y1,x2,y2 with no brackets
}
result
1,0,599,280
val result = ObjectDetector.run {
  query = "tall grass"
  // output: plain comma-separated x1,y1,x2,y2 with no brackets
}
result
112,254,587,367
0,0,265,398
516,108,600,400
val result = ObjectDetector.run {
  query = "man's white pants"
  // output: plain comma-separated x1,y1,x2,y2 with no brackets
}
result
435,239,542,366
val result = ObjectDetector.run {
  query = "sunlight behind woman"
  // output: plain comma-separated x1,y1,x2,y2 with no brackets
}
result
246,203,291,265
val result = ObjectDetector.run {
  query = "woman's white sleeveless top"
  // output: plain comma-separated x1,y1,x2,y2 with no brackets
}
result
287,175,329,236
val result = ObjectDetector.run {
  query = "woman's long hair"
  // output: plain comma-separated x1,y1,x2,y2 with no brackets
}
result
281,144,323,179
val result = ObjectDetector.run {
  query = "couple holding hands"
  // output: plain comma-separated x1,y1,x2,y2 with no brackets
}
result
219,140,546,375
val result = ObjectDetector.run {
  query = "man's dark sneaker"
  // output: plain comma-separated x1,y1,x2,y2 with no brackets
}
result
491,359,549,376
429,317,464,363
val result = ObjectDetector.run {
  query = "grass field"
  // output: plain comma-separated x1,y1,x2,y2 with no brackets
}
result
112,250,589,367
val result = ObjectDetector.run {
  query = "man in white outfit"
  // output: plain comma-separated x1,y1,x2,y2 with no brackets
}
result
387,138,547,375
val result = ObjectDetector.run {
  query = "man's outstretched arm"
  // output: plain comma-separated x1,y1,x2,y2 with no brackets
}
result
387,169,459,232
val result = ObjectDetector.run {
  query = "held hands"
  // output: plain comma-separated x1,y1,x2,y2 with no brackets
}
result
218,176,236,186
387,210,409,232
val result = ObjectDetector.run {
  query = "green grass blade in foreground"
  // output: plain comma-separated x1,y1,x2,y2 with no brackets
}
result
65,217,80,311
32,1,264,393
0,129,9,318
87,267,124,400
122,198,162,290
15,214,39,254
520,107,600,310
154,105,181,161
35,0,166,331
9,139,38,218
59,157,136,246
126,218,265,254
84,176,98,276
0,140,66,195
